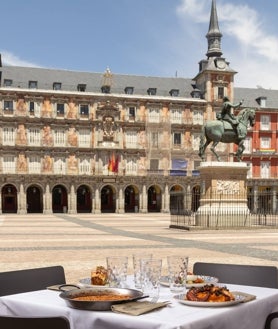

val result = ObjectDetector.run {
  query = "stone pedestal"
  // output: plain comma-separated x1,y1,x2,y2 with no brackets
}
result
196,162,250,227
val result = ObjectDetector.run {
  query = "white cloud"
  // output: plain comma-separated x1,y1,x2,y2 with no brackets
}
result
1,51,41,67
176,0,278,89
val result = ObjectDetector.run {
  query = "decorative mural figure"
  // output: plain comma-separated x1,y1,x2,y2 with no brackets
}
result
184,131,192,149
16,124,27,145
17,154,27,172
68,155,78,173
16,98,27,116
67,99,77,119
42,98,52,118
138,130,147,148
68,127,78,146
42,155,53,172
42,126,53,146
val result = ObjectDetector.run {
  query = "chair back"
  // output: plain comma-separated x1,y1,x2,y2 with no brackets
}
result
193,262,278,288
0,315,70,329
0,265,66,296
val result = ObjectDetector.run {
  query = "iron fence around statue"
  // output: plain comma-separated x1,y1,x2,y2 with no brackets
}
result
169,190,278,229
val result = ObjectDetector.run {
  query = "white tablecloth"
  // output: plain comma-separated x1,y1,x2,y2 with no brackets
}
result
0,282,277,329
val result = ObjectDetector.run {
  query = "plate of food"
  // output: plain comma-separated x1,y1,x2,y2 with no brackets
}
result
174,284,247,307
160,274,219,288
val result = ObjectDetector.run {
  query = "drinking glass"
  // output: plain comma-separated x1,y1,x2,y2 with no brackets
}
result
106,256,128,288
140,258,162,300
132,253,153,288
167,256,188,293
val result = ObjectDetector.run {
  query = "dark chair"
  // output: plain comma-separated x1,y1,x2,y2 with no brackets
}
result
0,265,66,296
193,262,278,288
265,312,278,329
0,315,70,329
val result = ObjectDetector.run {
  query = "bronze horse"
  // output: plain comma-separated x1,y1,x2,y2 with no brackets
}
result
198,108,256,162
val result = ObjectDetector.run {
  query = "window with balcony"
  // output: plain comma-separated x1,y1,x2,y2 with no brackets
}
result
193,110,203,125
54,129,66,146
128,106,136,120
260,136,271,149
29,156,41,174
4,100,13,112
79,104,89,117
261,161,270,178
260,115,270,130
3,127,15,145
28,128,40,146
125,131,137,148
79,159,90,175
126,158,137,175
79,129,91,147
243,137,252,153
148,108,160,123
151,132,158,148
54,158,66,175
173,132,181,147
56,103,65,116
3,155,16,173
170,109,182,123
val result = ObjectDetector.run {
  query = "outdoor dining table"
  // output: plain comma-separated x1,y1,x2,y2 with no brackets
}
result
0,279,277,329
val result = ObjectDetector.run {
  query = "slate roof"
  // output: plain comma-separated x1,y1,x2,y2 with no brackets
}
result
1,64,278,108
0,66,195,98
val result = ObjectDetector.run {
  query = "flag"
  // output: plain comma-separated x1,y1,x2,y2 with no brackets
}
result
108,153,119,173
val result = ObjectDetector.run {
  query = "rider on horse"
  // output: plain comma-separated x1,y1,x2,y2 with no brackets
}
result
217,97,244,139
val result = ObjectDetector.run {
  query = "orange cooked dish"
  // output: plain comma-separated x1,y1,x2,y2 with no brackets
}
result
72,294,131,301
186,284,235,302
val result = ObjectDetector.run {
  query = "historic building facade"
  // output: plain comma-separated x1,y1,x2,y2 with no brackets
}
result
0,0,277,215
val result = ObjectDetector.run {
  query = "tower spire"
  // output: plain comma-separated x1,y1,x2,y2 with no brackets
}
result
206,0,222,58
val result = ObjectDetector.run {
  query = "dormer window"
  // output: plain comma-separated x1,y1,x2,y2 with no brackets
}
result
256,96,267,107
3,79,12,87
77,84,86,92
101,85,110,94
170,89,179,97
28,81,38,89
125,87,134,95
191,88,201,99
147,88,157,96
53,82,62,90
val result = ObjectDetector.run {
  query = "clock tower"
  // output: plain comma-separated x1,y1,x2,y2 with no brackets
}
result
193,0,237,116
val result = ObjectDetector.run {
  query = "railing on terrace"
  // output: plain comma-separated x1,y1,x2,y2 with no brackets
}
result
170,190,278,229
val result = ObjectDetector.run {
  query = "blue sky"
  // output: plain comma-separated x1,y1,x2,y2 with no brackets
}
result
1,0,278,89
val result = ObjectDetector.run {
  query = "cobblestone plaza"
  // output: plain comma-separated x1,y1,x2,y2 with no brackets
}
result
0,213,277,283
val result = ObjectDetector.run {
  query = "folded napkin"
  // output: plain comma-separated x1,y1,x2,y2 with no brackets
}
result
232,291,256,303
111,301,169,316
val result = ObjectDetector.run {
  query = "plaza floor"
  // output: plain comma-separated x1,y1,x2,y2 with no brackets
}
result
0,213,277,283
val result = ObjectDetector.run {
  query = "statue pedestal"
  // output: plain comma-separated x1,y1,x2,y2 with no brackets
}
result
196,162,250,227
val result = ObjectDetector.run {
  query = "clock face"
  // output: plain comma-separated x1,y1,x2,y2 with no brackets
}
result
217,60,226,69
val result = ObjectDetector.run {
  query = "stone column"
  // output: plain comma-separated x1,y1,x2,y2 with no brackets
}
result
68,184,76,214
44,184,52,214
18,183,26,214
140,184,147,213
118,187,125,214
94,187,101,214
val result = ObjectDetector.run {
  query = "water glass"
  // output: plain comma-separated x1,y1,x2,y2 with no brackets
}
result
140,258,162,300
106,256,128,288
132,253,153,288
167,256,188,293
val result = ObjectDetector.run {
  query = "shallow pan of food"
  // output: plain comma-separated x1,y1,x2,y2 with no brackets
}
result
59,285,145,311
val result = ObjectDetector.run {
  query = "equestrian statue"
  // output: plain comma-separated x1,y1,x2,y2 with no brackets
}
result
198,98,256,162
